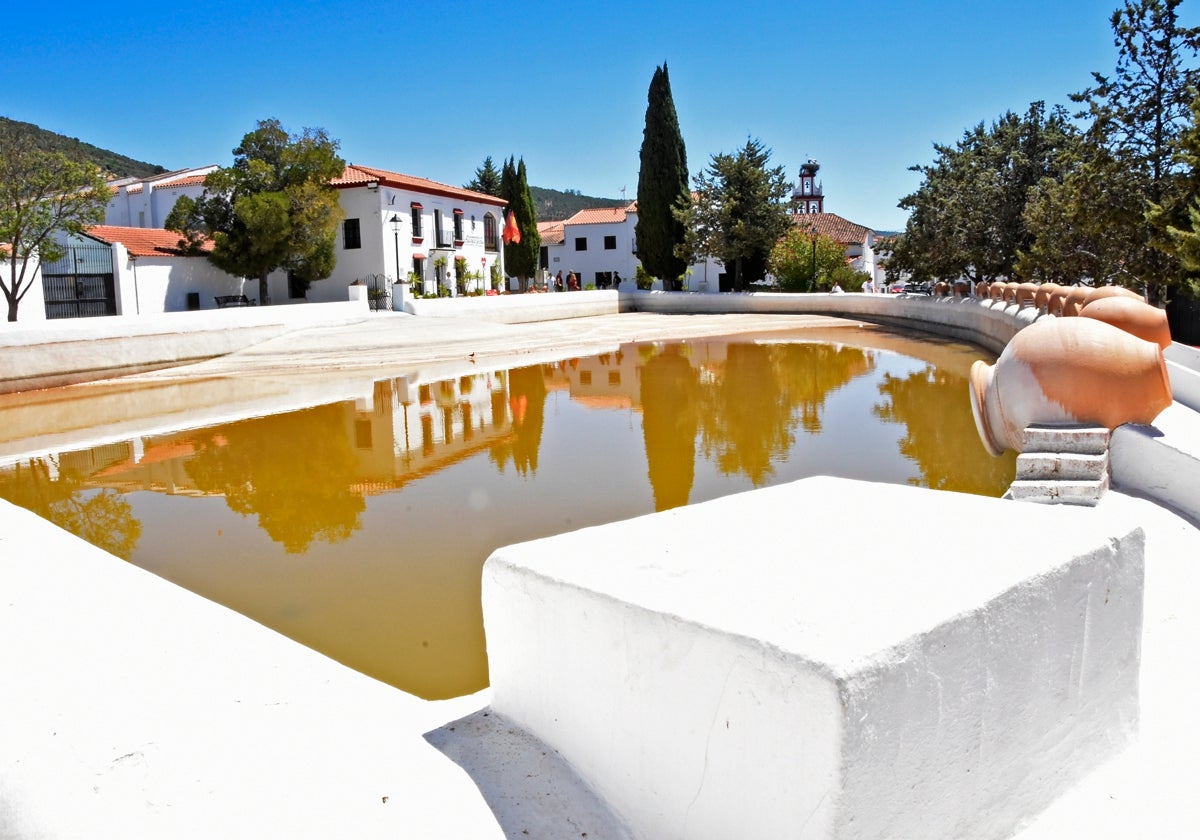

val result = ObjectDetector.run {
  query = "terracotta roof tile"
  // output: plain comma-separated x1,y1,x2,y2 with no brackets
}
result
538,221,565,244
154,174,208,189
332,164,507,206
790,212,873,245
562,207,628,226
84,225,213,257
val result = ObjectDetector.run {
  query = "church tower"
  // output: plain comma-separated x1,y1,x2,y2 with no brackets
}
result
793,159,824,214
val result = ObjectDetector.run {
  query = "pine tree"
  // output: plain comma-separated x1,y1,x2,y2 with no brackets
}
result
635,64,690,290
465,156,502,196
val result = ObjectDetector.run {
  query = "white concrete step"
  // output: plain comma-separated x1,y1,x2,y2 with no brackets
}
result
1016,452,1108,482
1021,424,1110,455
1008,476,1110,506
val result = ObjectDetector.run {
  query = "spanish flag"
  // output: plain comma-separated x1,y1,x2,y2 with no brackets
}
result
503,210,521,244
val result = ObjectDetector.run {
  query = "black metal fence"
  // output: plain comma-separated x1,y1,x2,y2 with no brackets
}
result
40,243,116,319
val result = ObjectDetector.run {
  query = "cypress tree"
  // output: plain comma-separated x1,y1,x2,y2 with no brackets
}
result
635,63,690,290
500,156,540,291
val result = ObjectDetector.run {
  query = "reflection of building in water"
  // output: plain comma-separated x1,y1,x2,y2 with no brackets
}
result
554,339,732,411
346,371,513,490
0,368,518,500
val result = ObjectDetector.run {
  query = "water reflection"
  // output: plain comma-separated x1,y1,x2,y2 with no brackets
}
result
0,328,1013,699
0,455,141,560
185,404,366,553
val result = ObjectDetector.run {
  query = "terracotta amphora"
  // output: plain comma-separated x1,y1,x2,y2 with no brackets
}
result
975,281,990,299
1079,296,1172,349
969,317,1172,456
1015,282,1038,307
1060,286,1092,317
1085,285,1144,306
1034,283,1063,311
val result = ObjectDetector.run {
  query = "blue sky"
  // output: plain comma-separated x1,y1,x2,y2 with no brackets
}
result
6,0,1183,232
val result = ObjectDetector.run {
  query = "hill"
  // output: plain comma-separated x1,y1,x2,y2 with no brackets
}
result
1,117,167,179
531,186,629,221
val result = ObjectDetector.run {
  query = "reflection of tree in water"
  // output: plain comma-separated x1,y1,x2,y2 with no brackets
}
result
489,365,547,476
640,346,700,511
185,404,365,553
873,366,1016,495
698,343,873,486
0,458,142,560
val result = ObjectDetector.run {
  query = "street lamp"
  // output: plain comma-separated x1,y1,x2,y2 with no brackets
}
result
390,214,403,284
809,223,818,293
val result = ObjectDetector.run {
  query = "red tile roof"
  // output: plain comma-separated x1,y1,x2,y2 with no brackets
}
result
154,174,208,189
538,221,565,244
790,212,873,245
562,206,629,226
332,164,507,206
84,225,213,257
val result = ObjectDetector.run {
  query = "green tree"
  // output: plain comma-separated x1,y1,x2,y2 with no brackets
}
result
893,102,1076,285
0,120,109,321
465,156,502,195
1029,0,1200,302
677,138,792,292
635,63,690,290
166,119,345,305
769,228,849,291
499,156,540,291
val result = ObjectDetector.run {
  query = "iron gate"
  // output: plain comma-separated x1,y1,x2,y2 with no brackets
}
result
364,273,391,311
40,243,116,319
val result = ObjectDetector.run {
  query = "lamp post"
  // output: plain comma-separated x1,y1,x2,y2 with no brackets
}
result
390,214,403,282
809,224,818,293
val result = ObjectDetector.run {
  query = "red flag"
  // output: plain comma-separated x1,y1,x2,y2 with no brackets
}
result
503,210,521,244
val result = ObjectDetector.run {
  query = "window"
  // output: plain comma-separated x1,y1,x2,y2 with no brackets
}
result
484,214,498,251
575,237,588,251
608,371,621,386
343,218,362,249
453,209,464,244
434,210,449,247
604,235,616,250
410,204,423,241
580,370,592,385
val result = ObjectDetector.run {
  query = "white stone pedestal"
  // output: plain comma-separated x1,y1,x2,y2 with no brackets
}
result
483,477,1144,840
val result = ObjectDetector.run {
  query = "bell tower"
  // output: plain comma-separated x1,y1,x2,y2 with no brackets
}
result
793,159,824,214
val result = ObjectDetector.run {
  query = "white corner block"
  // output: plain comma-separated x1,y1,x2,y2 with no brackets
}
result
482,477,1144,840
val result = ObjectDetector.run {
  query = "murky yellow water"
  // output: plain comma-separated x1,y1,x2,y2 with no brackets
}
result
0,327,1013,698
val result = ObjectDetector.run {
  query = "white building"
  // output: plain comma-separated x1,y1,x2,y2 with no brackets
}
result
311,164,508,302
540,203,726,292
105,167,218,229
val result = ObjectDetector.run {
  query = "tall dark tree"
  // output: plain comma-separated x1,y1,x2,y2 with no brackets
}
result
635,63,690,290
499,156,540,291
677,138,792,292
166,119,345,305
465,156,502,195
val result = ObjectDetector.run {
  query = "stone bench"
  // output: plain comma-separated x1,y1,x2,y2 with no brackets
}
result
482,476,1144,840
